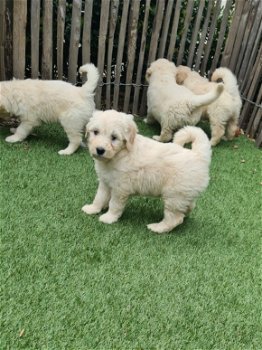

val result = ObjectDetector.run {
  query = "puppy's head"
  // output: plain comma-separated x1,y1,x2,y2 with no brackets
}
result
146,58,177,82
86,110,138,161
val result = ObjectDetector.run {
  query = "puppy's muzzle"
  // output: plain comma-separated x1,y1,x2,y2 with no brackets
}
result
96,147,105,156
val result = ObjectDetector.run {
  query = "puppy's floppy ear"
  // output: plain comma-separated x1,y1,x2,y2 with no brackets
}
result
123,114,138,151
146,67,152,82
176,71,188,85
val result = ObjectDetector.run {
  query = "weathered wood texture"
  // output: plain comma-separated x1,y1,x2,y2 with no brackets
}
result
0,0,261,146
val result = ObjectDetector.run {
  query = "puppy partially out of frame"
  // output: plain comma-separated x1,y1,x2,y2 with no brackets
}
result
82,109,212,234
176,65,242,146
0,63,99,155
145,58,224,142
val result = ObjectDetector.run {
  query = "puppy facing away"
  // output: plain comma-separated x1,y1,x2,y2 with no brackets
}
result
82,109,212,234
0,63,99,155
176,65,242,146
145,58,224,142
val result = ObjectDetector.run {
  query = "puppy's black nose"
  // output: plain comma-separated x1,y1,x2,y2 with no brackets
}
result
96,147,105,156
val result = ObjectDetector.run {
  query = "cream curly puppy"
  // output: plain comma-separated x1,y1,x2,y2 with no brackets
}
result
82,109,212,234
145,58,224,142
0,63,99,155
176,65,242,146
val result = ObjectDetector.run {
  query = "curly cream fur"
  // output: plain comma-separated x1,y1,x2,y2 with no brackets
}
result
82,109,212,234
0,63,99,155
176,65,242,146
145,58,224,142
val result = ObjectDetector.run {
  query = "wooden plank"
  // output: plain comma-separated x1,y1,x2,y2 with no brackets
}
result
158,0,174,58
68,0,82,84
41,0,53,79
210,0,233,72
194,0,214,71
139,0,165,115
123,0,140,113
113,0,130,110
57,0,66,80
4,0,12,80
238,1,262,86
242,43,262,98
12,0,27,79
228,1,251,72
176,0,194,65
106,0,119,109
95,0,110,109
200,0,222,75
221,0,245,67
187,0,205,67
30,0,40,79
0,0,6,80
246,84,262,137
167,0,182,61
132,0,151,115
82,0,93,65
255,123,262,147
235,0,260,77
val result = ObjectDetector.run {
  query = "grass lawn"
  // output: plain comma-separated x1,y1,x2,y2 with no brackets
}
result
0,119,261,349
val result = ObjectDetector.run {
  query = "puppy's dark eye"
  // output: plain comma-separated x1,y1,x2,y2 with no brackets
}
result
111,135,117,141
93,129,99,135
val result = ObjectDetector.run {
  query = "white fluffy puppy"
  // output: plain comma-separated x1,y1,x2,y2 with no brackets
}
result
145,58,224,142
82,109,212,234
0,63,99,155
176,65,242,146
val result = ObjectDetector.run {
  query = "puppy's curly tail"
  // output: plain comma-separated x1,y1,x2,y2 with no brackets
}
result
173,126,212,163
79,63,100,94
211,67,240,97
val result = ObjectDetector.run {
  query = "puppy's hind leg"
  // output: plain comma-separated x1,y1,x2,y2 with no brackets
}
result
147,198,185,233
153,126,173,142
5,121,34,143
58,131,82,155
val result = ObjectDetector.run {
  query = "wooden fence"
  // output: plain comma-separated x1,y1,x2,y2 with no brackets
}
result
0,0,261,146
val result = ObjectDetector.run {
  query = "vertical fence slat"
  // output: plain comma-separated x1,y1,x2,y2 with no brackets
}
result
246,85,262,137
139,0,165,115
176,0,194,65
12,0,27,79
158,0,174,58
31,0,40,79
96,0,110,109
68,0,82,83
237,1,262,85
221,0,245,68
210,0,233,73
42,0,53,79
200,0,222,75
194,0,214,71
82,0,93,65
187,0,205,67
106,0,119,109
123,0,140,113
0,0,6,80
132,0,151,115
167,0,182,61
57,0,66,80
113,0,130,110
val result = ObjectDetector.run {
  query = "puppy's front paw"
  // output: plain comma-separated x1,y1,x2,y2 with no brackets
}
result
5,135,21,143
99,213,118,224
147,223,170,234
58,149,73,155
152,135,161,141
82,204,101,215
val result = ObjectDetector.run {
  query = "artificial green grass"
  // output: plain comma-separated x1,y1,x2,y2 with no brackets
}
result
0,120,261,349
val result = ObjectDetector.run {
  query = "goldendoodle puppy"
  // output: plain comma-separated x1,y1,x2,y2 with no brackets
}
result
145,58,224,142
176,65,242,146
0,63,99,155
82,110,212,234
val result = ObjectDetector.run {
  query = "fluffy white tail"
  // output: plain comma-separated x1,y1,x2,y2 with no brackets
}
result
79,63,100,94
211,67,239,96
173,126,212,163
191,83,224,109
